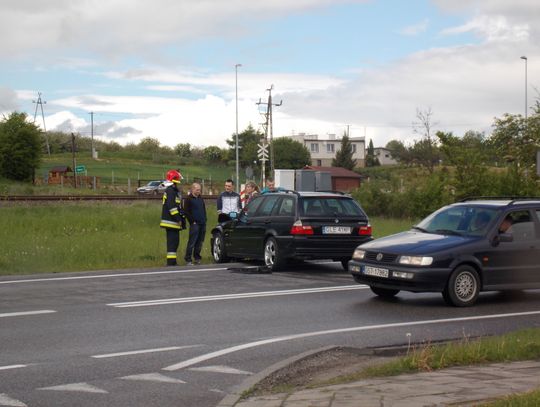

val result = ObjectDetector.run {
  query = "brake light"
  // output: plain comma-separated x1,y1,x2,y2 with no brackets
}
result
290,220,314,235
358,224,372,235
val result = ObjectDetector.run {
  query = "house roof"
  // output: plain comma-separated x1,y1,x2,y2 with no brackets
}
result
303,166,362,179
49,166,72,173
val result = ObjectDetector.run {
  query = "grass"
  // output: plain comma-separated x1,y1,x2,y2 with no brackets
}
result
314,328,540,387
0,205,410,275
482,388,540,406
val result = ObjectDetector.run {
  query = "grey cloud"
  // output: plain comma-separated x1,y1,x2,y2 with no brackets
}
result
0,87,20,112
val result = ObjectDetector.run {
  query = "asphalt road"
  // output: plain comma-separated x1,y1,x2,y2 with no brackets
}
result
1,262,540,407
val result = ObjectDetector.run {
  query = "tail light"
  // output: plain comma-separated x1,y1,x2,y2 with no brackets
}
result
358,224,372,235
290,220,314,235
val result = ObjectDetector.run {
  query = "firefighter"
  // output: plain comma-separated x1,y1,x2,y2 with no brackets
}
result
160,169,186,266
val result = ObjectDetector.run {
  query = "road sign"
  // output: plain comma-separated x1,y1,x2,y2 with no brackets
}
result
75,165,86,173
257,143,268,160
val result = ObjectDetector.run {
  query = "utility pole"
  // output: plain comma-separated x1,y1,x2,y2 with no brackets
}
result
234,64,242,192
89,111,95,159
256,85,282,181
71,133,77,189
32,92,51,156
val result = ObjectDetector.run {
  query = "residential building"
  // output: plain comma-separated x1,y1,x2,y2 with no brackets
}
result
290,133,365,168
374,147,398,165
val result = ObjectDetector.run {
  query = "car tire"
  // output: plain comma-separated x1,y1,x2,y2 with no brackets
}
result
370,286,400,298
212,232,229,263
340,258,350,270
264,237,284,271
443,265,480,307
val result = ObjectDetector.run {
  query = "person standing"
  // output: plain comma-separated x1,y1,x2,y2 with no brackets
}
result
183,182,207,265
242,181,260,208
160,169,186,266
217,179,241,222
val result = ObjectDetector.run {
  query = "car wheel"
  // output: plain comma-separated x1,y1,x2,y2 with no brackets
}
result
212,232,229,263
264,237,284,271
370,286,400,298
443,265,480,307
341,258,350,270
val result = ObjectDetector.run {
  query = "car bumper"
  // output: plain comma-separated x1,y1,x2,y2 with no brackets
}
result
348,259,451,292
277,236,373,260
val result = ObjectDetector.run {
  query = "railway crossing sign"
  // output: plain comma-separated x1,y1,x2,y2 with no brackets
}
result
257,143,268,160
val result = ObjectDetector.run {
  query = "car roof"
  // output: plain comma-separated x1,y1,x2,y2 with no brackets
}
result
263,190,352,198
452,197,540,209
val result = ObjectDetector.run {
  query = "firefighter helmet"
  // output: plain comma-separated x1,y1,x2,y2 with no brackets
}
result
166,169,183,184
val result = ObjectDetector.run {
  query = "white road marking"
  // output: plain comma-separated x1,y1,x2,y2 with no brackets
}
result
0,393,27,407
109,285,369,308
91,344,202,359
189,365,252,375
0,365,27,371
0,310,56,318
163,309,540,371
38,382,108,394
120,373,186,384
0,268,220,285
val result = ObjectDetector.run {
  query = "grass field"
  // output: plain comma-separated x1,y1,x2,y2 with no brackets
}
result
0,202,412,275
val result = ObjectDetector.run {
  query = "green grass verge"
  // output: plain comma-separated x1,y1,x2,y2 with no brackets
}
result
314,328,540,388
482,388,540,407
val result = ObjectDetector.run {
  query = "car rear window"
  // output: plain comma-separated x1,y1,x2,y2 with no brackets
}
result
300,197,366,217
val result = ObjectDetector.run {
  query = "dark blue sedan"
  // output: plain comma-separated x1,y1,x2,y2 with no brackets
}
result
349,198,540,306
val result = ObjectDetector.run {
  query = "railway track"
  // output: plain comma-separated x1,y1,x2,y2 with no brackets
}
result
0,194,216,202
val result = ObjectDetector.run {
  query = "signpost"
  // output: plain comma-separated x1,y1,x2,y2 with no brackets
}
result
75,165,86,174
257,143,269,184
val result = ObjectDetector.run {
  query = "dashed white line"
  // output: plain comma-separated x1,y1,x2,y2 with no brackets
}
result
0,393,27,407
0,310,56,318
38,382,108,394
163,309,540,371
0,365,27,371
91,344,202,359
108,285,368,308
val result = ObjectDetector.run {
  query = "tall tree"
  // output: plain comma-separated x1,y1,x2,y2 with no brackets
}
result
385,139,410,165
226,124,264,168
413,107,439,173
272,137,311,169
0,112,42,181
364,139,379,167
332,132,357,169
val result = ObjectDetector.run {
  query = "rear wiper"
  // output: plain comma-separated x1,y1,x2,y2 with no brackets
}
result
411,226,429,233
434,229,463,236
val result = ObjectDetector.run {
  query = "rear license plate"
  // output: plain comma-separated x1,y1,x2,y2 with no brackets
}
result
363,266,389,278
322,226,351,234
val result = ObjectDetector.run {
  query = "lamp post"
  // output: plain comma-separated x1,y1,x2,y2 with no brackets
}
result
520,56,528,120
235,63,242,193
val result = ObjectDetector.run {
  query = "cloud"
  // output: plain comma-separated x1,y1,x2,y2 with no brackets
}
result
441,15,529,42
0,87,20,113
0,0,367,58
400,19,430,36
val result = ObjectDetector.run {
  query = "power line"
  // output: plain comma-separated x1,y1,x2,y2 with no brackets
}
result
32,92,51,156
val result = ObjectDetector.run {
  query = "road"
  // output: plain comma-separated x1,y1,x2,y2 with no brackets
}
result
1,262,540,407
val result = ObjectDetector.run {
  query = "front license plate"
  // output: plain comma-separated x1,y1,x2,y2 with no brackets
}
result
363,266,389,278
322,226,351,234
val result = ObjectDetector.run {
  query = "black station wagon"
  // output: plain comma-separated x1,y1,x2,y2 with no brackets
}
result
349,198,540,306
211,191,372,270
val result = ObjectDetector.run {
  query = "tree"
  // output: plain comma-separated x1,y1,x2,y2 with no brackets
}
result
385,139,410,164
226,124,264,168
332,132,357,169
174,142,191,158
0,112,42,181
203,146,224,163
413,107,439,173
271,137,311,169
364,138,379,167
138,137,161,154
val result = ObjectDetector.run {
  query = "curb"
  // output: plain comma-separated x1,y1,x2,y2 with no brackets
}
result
216,343,411,407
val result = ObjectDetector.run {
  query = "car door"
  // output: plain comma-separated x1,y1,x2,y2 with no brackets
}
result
226,196,265,257
244,195,282,257
482,209,540,287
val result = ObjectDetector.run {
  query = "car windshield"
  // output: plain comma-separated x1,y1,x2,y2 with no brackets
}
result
300,197,365,217
415,205,498,237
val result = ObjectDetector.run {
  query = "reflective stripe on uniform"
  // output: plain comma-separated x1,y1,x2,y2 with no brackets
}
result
160,220,181,229
170,208,179,215
167,252,177,259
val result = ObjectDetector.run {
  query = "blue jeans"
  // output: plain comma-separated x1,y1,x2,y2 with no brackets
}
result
185,223,206,262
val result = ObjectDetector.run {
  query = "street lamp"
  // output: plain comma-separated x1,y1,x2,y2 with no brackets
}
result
235,63,242,193
520,56,528,120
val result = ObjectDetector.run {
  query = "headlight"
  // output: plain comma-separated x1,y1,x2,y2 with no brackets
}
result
398,256,433,266
352,248,366,260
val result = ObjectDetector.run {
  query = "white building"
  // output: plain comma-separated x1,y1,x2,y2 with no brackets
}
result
374,147,398,165
289,133,365,168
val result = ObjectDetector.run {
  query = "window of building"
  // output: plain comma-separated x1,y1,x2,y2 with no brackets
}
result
310,143,319,153
352,144,357,153
327,143,335,153
316,159,322,166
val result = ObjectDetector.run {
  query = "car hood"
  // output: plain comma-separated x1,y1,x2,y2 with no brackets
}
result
359,230,474,255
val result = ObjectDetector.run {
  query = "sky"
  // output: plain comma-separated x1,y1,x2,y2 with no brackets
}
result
1,0,539,149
